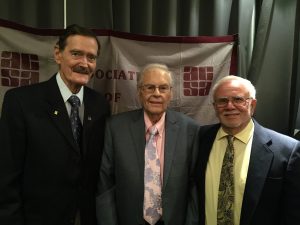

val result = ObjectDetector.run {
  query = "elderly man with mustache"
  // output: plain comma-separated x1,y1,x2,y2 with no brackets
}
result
0,24,110,225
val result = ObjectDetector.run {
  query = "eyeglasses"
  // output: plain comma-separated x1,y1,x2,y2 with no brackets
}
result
140,84,172,94
70,50,97,63
214,96,252,108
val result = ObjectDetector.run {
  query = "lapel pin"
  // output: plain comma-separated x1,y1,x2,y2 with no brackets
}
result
88,116,92,121
54,110,59,115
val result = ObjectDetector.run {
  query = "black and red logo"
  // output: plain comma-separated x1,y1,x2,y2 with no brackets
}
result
1,51,39,87
183,66,213,96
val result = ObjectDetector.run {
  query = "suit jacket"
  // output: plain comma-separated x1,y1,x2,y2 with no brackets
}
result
0,75,110,225
96,109,200,225
196,119,300,225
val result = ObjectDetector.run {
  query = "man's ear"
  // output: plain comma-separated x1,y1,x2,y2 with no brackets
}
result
137,88,142,102
170,87,173,99
53,45,61,64
250,99,257,116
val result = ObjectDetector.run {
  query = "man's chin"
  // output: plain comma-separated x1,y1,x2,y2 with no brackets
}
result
148,110,165,117
75,76,91,85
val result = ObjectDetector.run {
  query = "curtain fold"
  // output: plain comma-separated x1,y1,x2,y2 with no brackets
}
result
248,0,299,134
0,0,299,135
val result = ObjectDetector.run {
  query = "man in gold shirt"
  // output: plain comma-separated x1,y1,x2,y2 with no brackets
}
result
196,75,300,225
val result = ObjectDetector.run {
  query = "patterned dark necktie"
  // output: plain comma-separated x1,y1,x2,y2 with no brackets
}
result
143,126,162,225
68,95,82,145
217,135,235,225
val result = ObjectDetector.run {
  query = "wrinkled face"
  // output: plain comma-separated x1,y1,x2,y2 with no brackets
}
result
213,80,256,135
54,35,98,93
138,68,172,122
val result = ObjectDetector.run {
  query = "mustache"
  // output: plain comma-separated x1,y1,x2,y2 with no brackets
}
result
223,111,240,116
72,66,91,74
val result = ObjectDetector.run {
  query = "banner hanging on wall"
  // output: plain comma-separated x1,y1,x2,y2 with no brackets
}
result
0,19,237,125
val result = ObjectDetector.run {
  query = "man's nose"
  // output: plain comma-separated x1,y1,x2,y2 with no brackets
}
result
153,87,162,95
79,56,89,65
226,100,236,108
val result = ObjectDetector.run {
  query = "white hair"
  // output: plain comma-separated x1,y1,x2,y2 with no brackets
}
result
212,75,256,99
137,63,173,87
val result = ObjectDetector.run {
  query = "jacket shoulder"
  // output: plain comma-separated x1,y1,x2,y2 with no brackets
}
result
255,122,299,149
167,109,200,126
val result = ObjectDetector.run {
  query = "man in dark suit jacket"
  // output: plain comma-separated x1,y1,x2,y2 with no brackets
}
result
196,75,300,225
0,24,110,225
96,64,200,225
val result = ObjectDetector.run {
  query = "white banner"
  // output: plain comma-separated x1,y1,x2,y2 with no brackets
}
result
0,19,237,125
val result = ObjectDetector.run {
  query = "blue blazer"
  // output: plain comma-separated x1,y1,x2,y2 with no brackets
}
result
196,119,300,225
96,109,200,225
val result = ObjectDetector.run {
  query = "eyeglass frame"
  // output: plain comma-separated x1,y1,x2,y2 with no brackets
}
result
139,84,172,94
213,96,253,108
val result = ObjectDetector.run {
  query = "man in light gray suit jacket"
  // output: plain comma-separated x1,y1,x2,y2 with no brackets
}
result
96,64,200,225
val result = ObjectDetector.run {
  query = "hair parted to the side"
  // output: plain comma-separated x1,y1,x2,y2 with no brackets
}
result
137,63,174,88
56,24,101,56
211,75,256,99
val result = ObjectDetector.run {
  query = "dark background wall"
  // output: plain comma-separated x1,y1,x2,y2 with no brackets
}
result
0,0,299,137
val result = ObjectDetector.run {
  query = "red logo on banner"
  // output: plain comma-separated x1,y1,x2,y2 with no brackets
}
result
183,66,213,96
0,51,39,87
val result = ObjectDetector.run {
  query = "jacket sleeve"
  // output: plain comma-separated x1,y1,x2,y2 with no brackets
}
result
185,123,201,225
284,141,300,224
95,119,118,225
0,91,26,225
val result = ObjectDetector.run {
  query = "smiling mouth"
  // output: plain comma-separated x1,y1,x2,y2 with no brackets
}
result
149,101,162,104
224,114,239,120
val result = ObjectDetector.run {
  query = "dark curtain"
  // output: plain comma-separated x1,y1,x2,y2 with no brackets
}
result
0,0,299,136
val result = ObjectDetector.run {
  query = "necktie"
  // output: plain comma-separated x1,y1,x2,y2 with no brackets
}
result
217,135,235,225
143,126,162,225
68,95,82,146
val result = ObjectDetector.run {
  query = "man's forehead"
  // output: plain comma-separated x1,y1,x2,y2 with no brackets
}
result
65,36,98,52
143,69,170,80
219,80,247,90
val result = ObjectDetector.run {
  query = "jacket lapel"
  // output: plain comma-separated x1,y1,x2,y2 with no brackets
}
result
130,110,147,179
81,87,98,156
163,110,180,189
199,124,220,225
45,75,80,154
240,121,274,225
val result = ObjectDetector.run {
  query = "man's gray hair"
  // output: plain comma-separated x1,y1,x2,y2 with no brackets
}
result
137,63,173,88
212,75,256,99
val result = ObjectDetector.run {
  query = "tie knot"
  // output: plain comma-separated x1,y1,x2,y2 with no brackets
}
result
149,126,158,136
68,95,81,107
226,135,234,143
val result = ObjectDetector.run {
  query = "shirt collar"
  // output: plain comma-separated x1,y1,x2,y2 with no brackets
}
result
56,72,84,105
217,119,254,144
144,111,166,137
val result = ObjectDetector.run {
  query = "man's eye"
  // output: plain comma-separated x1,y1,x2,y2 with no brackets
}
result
87,55,97,61
146,85,155,90
159,86,171,92
71,51,81,56
218,98,228,103
233,97,244,103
